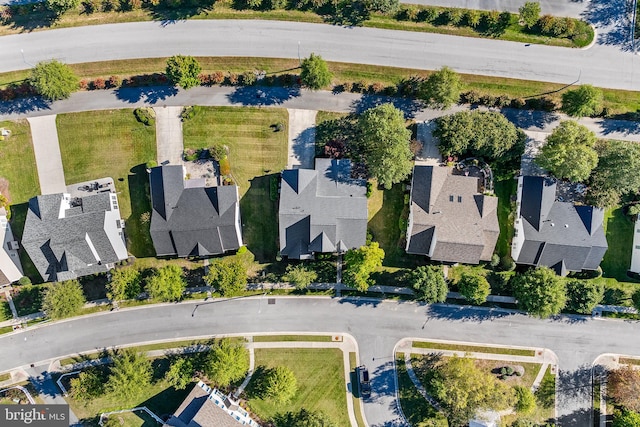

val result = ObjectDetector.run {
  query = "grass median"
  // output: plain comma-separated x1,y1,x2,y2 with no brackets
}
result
412,340,536,357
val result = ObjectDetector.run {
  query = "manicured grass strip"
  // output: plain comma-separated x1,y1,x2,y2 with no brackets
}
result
182,106,287,262
102,409,159,427
0,326,14,335
0,120,40,205
620,357,640,366
601,207,636,282
253,335,333,342
495,178,516,258
412,340,535,357
56,110,157,257
348,352,366,427
0,373,11,382
250,348,349,426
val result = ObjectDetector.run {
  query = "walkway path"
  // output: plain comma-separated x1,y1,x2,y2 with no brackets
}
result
2,287,18,320
25,365,80,426
154,106,184,166
26,115,66,195
286,109,317,169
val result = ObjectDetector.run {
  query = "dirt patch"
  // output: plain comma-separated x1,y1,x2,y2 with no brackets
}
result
0,177,11,203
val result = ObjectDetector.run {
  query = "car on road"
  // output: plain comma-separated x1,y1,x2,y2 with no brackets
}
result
357,365,371,397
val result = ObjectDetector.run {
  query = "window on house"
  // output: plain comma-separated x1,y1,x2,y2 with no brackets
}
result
458,196,462,203
449,195,454,202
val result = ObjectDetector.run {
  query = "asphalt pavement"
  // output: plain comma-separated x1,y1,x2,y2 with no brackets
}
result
2,297,640,426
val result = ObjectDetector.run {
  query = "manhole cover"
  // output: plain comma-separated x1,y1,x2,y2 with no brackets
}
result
268,298,276,305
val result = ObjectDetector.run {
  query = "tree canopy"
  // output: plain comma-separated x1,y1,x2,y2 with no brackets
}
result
205,260,247,296
69,368,105,402
264,366,298,403
300,53,333,90
106,348,153,402
145,265,186,302
164,358,194,390
166,55,202,90
561,85,603,117
357,104,413,189
42,279,86,320
282,264,317,290
458,272,490,305
565,279,603,314
433,111,525,161
535,120,598,182
206,338,249,387
512,267,566,318
608,365,640,412
429,356,515,426
273,409,337,427
513,385,536,414
588,140,640,207
30,60,78,101
421,66,461,109
45,0,79,15
613,409,640,427
519,1,541,28
343,242,384,292
406,265,448,303
107,268,142,302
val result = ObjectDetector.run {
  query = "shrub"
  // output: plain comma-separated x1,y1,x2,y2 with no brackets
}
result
145,160,157,169
183,149,199,162
101,0,115,11
227,73,239,85
500,256,516,271
417,7,439,23
445,7,464,25
208,144,226,161
133,107,155,126
490,253,500,268
79,79,89,90
366,181,373,198
219,156,231,175
465,9,481,27
107,75,121,88
242,71,257,86
91,78,106,90
17,276,32,286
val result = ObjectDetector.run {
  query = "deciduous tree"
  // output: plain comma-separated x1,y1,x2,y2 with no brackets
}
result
42,279,86,320
107,268,142,302
205,260,247,296
282,264,317,290
421,66,461,109
166,55,202,90
343,242,384,292
565,279,603,314
357,104,413,189
608,365,640,412
273,409,337,427
518,1,540,28
164,358,194,390
106,348,152,402
300,53,332,90
588,140,640,207
458,272,490,305
265,366,298,403
30,60,78,101
613,409,640,427
69,368,105,402
561,84,603,117
406,265,448,303
145,265,186,302
512,267,566,318
513,385,536,414
206,338,249,387
46,0,79,15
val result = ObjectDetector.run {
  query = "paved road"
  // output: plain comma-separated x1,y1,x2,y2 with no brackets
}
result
1,18,638,91
2,297,640,426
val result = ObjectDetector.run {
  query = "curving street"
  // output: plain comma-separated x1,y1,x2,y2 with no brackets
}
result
2,297,640,426
0,18,638,90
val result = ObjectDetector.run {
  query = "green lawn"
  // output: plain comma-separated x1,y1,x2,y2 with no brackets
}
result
252,335,332,342
602,207,636,281
101,409,160,427
182,107,288,262
0,301,12,321
395,354,446,426
412,341,535,357
56,110,157,257
494,178,516,258
248,348,349,426
0,120,40,204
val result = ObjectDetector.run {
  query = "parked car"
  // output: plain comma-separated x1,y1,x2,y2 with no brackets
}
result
357,365,371,397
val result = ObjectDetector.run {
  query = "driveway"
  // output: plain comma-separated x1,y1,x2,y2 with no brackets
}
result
26,115,66,195
154,106,184,165
287,108,317,169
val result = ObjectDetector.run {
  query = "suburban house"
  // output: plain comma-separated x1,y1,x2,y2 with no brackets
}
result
630,216,640,275
149,165,242,258
278,158,367,260
405,165,499,264
511,176,608,276
21,192,127,282
164,380,258,427
0,203,23,285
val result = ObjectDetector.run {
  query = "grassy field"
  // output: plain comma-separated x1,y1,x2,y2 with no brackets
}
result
182,106,288,262
494,178,516,258
56,110,157,257
412,341,535,357
0,120,40,204
602,207,636,281
252,335,333,342
248,348,349,426
101,409,160,427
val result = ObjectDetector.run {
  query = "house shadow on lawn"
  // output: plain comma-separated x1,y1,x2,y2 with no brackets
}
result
240,174,279,263
127,164,155,258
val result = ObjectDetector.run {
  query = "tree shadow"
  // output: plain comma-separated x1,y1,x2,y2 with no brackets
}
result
322,0,370,27
127,164,155,258
500,107,560,131
225,85,301,107
582,0,633,50
350,95,424,119
556,363,593,422
114,86,179,104
291,126,315,170
146,0,216,26
1,4,58,33
424,303,517,323
0,96,51,115
336,296,383,308
598,116,640,136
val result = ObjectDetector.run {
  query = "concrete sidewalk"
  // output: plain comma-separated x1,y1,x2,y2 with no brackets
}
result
154,106,184,165
26,115,66,195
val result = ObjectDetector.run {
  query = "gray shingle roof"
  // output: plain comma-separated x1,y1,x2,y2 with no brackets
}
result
21,192,127,282
514,176,608,274
279,158,367,259
406,165,499,264
149,166,242,257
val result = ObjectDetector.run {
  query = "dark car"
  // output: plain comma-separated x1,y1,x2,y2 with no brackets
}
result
357,365,371,397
